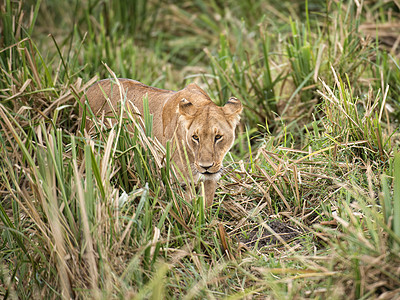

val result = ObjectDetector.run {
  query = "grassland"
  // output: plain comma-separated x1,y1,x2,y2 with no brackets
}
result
1,0,400,299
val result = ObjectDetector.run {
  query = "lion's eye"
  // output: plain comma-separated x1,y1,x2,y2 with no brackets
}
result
215,134,222,141
192,134,199,142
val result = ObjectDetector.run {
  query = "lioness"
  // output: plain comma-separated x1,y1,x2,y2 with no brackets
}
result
79,79,242,207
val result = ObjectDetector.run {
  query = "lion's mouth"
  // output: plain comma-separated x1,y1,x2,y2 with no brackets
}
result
201,168,222,175
194,164,221,179
202,171,215,175
199,171,221,181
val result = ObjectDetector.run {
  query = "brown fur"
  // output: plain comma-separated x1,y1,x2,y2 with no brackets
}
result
79,79,242,207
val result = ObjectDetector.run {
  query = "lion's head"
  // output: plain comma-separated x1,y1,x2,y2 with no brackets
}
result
168,84,242,180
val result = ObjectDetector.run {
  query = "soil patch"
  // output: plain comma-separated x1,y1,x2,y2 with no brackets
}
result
239,220,305,249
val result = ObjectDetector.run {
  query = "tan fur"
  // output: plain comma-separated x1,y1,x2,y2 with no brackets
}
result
79,79,242,207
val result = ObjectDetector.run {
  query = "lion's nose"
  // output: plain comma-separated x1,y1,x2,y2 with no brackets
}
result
199,162,214,170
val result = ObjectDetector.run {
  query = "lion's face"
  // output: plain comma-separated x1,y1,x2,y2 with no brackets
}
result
178,96,242,180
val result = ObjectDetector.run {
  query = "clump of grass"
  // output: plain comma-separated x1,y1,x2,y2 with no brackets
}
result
317,66,393,163
311,153,400,298
286,17,315,104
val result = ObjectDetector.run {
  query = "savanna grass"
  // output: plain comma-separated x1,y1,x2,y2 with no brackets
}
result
1,0,400,299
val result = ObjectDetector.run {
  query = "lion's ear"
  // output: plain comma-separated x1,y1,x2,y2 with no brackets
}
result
223,97,242,125
178,98,197,118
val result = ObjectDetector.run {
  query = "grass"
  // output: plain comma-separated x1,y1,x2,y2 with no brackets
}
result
1,0,400,298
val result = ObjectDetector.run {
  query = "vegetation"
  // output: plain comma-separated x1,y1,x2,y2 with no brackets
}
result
1,0,400,298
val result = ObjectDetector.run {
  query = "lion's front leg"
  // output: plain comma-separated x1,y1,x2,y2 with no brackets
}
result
203,179,217,207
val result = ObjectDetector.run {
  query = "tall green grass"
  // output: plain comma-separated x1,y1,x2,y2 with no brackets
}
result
1,0,400,298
